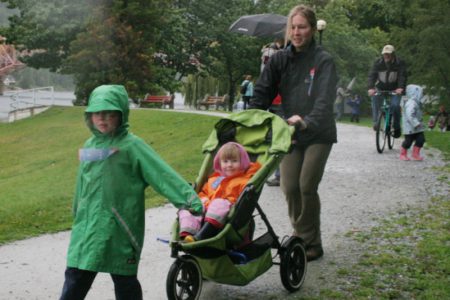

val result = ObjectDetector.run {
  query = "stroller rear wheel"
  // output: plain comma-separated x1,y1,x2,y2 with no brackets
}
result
166,255,202,300
280,237,307,292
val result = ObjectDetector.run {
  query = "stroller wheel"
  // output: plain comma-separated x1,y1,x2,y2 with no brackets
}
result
280,237,307,292
166,255,202,300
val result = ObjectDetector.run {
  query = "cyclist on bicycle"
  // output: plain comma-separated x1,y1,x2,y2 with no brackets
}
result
367,44,407,138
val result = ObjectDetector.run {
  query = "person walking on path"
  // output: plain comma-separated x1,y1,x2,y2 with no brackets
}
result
59,85,203,300
240,75,254,110
400,84,426,161
335,85,348,121
260,38,284,73
427,116,436,131
435,105,449,132
250,4,338,262
261,40,284,187
346,94,362,123
368,44,407,136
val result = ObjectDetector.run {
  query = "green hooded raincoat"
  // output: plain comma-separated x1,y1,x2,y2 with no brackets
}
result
66,85,202,275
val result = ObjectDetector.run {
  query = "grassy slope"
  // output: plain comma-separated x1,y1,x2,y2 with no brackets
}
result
0,107,218,243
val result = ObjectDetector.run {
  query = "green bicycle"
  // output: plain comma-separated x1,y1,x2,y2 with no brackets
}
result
375,90,398,153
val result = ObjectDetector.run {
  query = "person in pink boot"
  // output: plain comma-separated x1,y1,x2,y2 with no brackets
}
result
400,84,426,161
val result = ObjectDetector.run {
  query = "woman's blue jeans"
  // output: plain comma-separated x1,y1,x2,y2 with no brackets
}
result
60,267,143,300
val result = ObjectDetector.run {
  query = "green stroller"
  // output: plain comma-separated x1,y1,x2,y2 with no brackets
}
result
166,110,307,300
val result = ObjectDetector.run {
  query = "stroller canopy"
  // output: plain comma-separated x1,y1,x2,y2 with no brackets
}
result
202,109,293,156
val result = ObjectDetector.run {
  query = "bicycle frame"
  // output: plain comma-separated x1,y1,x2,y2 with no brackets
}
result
380,93,392,133
375,90,397,153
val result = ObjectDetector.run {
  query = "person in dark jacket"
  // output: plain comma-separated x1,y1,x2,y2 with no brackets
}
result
346,94,362,123
368,44,407,137
249,4,338,262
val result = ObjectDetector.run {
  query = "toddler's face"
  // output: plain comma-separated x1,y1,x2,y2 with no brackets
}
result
91,110,121,134
220,157,241,177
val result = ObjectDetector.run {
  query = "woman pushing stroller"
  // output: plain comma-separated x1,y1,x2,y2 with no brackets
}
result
178,142,261,243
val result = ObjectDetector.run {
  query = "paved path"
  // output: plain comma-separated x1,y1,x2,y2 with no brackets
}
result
0,119,447,300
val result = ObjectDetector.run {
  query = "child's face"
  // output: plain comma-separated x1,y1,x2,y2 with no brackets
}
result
91,110,121,134
220,157,241,177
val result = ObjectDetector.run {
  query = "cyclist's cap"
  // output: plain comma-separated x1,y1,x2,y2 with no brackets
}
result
381,45,395,54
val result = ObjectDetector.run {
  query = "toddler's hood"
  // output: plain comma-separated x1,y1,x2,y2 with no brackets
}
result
85,85,130,135
213,142,250,175
406,84,424,105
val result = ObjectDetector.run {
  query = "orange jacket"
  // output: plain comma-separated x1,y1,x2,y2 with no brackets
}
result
199,162,261,208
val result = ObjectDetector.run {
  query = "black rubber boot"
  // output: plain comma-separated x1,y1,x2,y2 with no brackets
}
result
194,222,220,241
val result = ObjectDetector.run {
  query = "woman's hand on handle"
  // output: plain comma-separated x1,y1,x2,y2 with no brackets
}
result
287,115,307,130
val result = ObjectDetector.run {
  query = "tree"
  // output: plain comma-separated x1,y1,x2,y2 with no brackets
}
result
319,1,383,98
64,1,167,101
177,0,264,109
1,0,186,100
339,0,450,106
151,3,207,95
0,0,94,71
392,0,450,106
0,2,17,26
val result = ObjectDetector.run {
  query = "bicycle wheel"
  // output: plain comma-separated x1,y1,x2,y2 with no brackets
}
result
166,255,202,300
387,132,394,149
387,113,395,149
376,112,386,153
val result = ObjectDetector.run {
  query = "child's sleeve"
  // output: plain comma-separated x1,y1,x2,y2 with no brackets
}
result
133,140,203,214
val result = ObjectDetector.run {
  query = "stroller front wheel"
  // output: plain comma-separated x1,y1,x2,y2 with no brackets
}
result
166,255,202,300
280,237,307,292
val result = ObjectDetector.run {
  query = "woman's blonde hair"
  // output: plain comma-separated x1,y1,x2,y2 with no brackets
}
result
284,5,317,47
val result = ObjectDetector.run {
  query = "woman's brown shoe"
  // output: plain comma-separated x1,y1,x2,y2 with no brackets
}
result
306,245,324,262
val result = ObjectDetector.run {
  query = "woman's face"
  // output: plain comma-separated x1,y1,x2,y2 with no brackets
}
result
91,110,121,134
290,14,315,51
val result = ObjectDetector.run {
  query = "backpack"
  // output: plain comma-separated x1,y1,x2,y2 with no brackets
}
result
240,81,249,95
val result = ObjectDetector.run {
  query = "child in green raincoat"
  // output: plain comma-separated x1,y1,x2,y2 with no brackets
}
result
59,85,203,300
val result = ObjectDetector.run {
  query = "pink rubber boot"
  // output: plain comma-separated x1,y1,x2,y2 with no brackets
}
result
412,146,424,161
399,147,410,161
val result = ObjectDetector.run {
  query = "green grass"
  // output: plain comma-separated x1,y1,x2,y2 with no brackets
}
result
330,115,450,300
0,107,218,244
336,196,450,299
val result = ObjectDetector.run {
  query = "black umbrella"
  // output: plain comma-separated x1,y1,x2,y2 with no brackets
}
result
228,14,287,38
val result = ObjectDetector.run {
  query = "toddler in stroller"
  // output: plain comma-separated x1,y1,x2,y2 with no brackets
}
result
166,110,308,300
179,142,261,243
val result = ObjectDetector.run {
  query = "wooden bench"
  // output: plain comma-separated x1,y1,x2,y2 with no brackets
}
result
197,95,228,110
140,94,174,109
